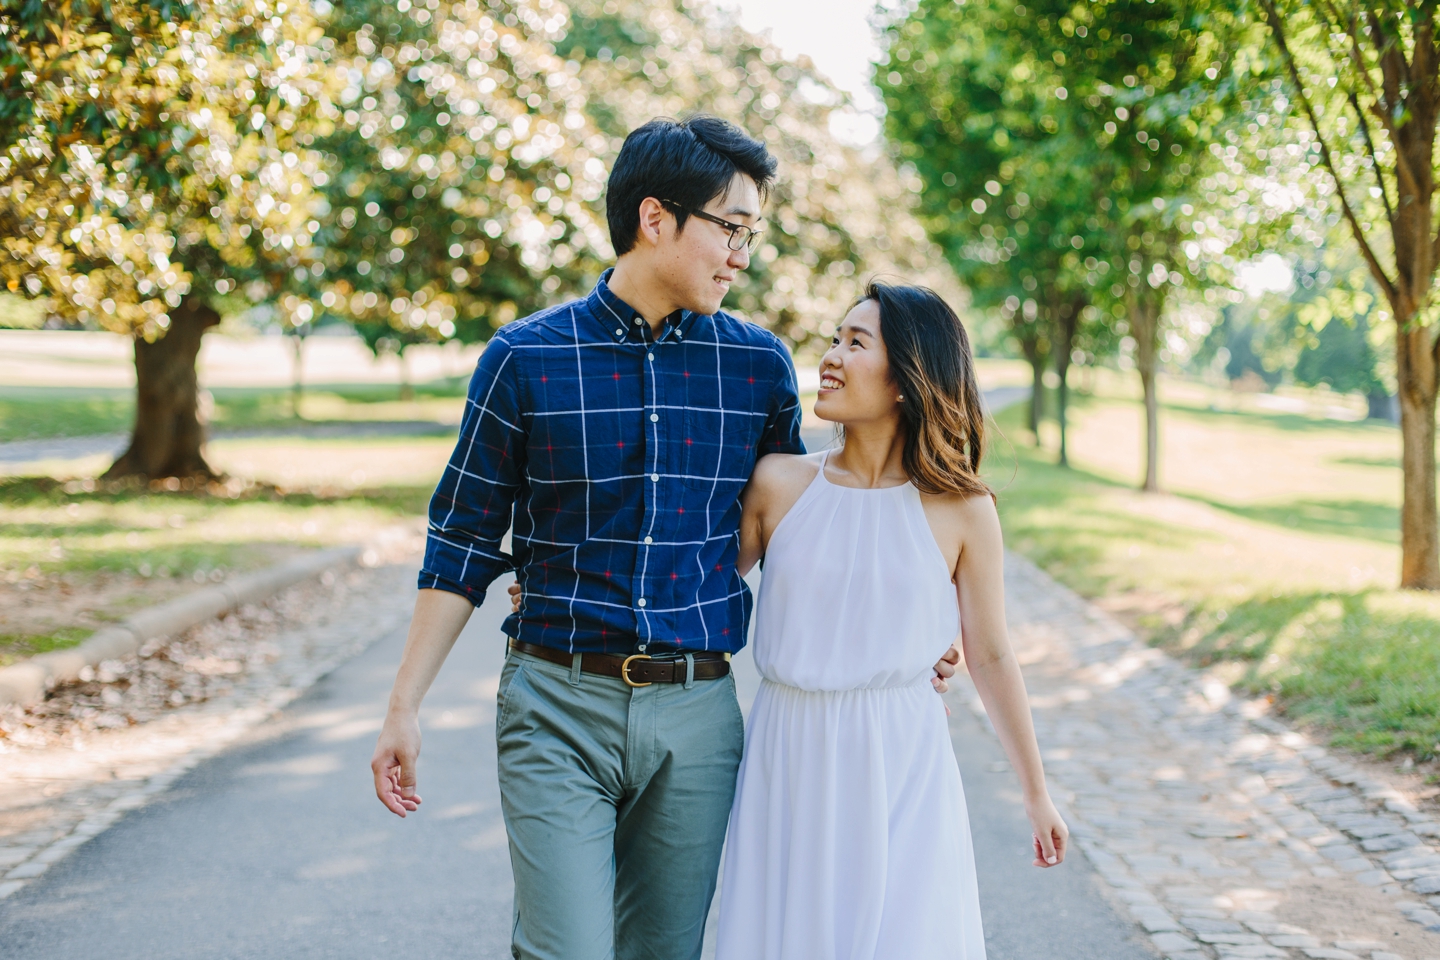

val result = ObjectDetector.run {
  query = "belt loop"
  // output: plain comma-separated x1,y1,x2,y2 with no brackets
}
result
683,653,695,690
569,652,583,686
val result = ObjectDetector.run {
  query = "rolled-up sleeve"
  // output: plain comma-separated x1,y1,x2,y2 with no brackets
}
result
418,334,526,604
760,342,806,456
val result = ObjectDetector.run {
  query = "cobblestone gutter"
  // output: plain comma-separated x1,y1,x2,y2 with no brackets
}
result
1000,553,1440,960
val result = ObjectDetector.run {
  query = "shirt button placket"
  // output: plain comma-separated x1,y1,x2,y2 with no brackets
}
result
637,332,659,651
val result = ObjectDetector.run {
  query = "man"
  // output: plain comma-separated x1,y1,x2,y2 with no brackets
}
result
371,115,958,960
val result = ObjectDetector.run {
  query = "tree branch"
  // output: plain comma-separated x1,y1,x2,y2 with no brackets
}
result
1315,0,1425,201
1258,0,1400,307
1350,91,1396,226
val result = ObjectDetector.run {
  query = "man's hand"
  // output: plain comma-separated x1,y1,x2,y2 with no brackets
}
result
371,711,423,817
507,580,522,614
931,642,960,694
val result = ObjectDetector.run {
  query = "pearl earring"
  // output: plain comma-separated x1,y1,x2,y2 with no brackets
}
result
897,395,905,402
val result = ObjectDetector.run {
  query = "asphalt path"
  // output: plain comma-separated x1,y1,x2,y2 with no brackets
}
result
0,585,1150,959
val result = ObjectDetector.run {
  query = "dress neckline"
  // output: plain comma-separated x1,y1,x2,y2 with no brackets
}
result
817,449,912,493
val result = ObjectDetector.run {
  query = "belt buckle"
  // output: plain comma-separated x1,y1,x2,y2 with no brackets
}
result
620,654,652,688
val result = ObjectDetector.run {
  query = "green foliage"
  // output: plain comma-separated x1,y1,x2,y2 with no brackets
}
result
0,0,336,336
304,0,612,353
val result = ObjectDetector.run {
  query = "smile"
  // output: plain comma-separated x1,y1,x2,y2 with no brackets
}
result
820,376,843,391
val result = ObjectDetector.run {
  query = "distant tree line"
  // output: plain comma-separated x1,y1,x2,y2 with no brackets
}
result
880,0,1440,589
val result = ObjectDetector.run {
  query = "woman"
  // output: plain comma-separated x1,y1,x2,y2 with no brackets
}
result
713,281,1067,960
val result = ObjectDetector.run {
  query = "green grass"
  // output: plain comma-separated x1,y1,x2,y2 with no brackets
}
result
987,377,1440,761
0,388,137,442
1161,591,1440,757
0,380,469,442
0,472,433,579
0,433,449,661
0,627,94,668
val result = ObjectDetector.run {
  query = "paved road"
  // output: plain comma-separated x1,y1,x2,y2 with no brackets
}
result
0,581,1148,959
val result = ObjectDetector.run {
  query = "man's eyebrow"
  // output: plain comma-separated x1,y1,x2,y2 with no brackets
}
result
722,204,758,219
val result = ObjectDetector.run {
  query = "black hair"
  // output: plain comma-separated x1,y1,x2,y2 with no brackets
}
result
605,115,777,256
861,280,991,500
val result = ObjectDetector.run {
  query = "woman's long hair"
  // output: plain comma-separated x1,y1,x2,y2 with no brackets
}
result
862,280,991,499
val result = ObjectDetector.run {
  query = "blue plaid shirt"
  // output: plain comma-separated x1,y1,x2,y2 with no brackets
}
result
419,269,805,654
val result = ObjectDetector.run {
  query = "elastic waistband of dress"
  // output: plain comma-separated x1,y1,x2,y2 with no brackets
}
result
757,674,936,695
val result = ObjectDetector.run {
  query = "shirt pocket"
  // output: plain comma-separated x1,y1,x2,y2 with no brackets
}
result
683,406,756,491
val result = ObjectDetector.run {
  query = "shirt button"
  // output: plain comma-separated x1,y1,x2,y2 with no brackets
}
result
647,353,654,361
633,318,643,325
637,598,647,608
650,473,659,482
650,413,659,422
644,536,653,545
615,328,623,336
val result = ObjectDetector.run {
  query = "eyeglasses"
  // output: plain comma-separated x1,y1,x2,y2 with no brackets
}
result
660,199,765,253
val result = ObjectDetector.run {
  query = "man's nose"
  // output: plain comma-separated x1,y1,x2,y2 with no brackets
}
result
729,244,750,270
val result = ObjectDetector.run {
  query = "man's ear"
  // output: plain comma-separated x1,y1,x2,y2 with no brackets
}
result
635,197,671,249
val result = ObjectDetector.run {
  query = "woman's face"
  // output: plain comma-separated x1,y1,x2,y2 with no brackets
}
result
813,299,901,426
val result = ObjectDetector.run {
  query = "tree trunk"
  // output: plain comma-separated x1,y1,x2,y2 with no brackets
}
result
103,297,221,481
1018,333,1046,443
289,331,306,419
1129,286,1162,492
1398,326,1440,587
1053,295,1083,468
398,346,414,402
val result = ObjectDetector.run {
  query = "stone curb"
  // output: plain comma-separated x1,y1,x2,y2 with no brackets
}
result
0,547,361,708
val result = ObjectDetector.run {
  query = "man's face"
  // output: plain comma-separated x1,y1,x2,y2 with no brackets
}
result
654,172,761,316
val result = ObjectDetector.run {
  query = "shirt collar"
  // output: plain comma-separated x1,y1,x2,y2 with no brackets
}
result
588,267,697,345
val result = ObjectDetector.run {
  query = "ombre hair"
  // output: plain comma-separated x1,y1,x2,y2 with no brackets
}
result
860,280,991,500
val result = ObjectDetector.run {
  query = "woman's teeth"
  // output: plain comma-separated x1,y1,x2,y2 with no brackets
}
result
821,377,843,390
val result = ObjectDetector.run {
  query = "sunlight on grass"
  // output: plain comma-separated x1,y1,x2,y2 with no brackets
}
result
989,376,1440,760
0,380,469,443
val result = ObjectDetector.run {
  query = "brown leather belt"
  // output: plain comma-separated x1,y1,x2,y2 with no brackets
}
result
508,639,730,687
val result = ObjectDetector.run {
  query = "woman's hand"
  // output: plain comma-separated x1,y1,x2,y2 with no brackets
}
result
1026,794,1069,867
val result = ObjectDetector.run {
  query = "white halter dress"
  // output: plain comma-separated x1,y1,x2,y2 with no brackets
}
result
714,456,986,960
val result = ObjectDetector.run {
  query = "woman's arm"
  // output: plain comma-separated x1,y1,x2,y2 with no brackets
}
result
736,453,818,577
953,497,1069,867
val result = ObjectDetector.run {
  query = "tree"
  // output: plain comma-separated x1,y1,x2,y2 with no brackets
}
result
1256,0,1440,587
1,0,335,480
306,0,613,384
877,0,1118,461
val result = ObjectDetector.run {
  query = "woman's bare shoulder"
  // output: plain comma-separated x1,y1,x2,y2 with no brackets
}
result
750,450,825,496
920,488,1002,536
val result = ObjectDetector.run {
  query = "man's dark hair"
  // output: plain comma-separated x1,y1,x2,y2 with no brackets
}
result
605,115,778,256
